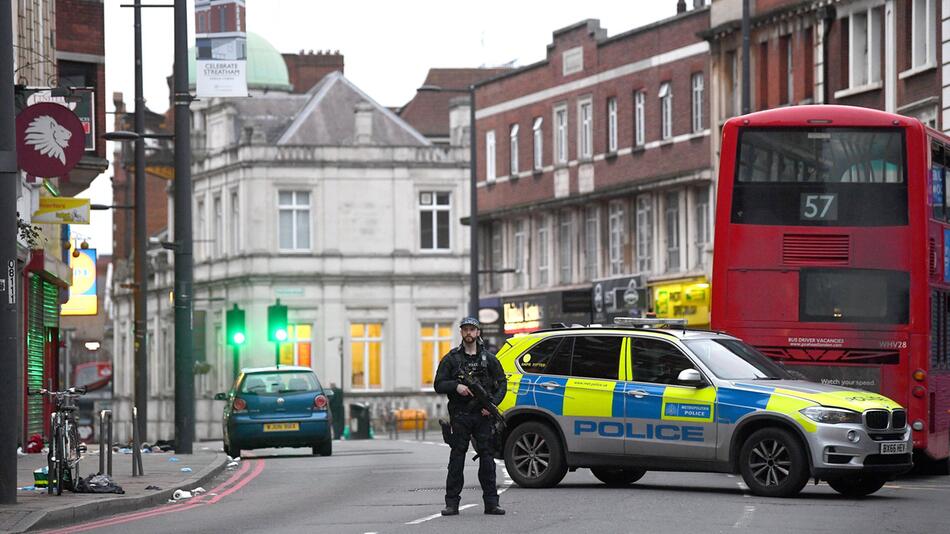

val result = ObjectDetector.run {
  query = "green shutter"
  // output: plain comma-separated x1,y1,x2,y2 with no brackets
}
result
25,277,45,438
42,280,59,328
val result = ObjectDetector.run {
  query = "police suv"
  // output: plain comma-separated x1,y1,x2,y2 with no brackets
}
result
497,319,913,498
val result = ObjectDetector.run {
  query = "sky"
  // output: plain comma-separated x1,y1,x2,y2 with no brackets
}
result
79,0,679,255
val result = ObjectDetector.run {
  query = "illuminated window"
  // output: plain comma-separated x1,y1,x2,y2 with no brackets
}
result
420,323,453,388
350,323,382,390
278,324,312,368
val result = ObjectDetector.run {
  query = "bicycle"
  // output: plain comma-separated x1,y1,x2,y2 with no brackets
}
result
30,386,87,495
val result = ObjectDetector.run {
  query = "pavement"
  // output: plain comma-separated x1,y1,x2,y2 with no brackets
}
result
0,443,229,533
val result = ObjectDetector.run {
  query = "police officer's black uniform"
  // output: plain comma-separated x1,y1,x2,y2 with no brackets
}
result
433,318,506,516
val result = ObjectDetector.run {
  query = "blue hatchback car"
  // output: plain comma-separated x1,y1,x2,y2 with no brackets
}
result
216,366,333,458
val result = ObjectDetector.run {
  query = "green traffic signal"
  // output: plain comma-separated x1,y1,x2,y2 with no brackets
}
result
226,304,246,346
268,299,288,343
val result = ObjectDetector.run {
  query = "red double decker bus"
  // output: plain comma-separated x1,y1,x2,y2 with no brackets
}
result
711,105,950,466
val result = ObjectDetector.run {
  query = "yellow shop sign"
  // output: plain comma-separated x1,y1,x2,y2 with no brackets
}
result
33,197,90,224
653,277,711,327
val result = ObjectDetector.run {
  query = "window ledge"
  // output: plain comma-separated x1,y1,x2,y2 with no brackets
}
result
277,250,312,255
605,150,618,160
532,168,544,177
658,138,674,147
833,81,883,100
631,145,646,154
898,62,937,80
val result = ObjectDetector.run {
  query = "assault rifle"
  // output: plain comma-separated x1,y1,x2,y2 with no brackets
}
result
457,369,506,460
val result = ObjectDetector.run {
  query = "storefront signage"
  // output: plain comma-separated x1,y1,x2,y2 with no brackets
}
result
16,102,86,180
592,275,647,324
653,277,711,327
504,300,542,334
32,197,90,224
21,87,96,153
61,247,97,316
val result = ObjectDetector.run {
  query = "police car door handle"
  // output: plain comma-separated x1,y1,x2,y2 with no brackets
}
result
540,381,559,390
626,389,648,398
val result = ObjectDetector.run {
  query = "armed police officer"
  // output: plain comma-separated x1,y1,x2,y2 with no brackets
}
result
434,316,507,516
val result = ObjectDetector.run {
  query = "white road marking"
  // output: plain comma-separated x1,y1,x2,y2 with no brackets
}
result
406,504,478,525
733,504,756,528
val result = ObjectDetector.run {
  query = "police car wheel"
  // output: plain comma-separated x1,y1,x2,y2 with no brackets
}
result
739,427,809,498
826,476,887,498
505,422,567,488
590,467,646,487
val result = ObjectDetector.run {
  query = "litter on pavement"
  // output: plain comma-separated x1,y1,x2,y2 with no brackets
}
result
180,467,193,473
171,489,192,500
145,485,162,490
74,474,125,494
168,457,180,462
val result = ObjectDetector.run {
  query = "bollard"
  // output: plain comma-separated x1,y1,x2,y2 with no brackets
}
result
98,410,113,476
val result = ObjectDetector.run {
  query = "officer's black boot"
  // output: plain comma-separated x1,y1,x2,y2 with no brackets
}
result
484,504,506,515
441,505,459,516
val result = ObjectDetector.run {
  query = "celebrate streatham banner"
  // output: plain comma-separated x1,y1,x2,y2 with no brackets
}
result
195,0,248,97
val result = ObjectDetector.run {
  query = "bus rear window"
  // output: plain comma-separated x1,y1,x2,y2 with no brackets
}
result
732,128,907,226
800,269,909,324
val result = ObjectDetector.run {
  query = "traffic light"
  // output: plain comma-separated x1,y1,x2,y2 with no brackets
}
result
226,304,246,346
268,299,288,342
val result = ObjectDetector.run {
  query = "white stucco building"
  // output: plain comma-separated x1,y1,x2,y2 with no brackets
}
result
110,34,472,441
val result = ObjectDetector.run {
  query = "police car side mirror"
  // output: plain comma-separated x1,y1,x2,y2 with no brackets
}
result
676,369,705,386
325,389,335,398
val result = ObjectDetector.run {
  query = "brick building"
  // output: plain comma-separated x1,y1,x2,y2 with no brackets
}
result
704,0,947,165
473,5,714,340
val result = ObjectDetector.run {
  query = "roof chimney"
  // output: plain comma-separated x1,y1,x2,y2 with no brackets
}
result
677,0,686,13
354,101,374,145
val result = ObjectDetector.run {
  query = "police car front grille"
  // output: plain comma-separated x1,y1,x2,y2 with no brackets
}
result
867,432,904,441
891,410,907,429
863,453,912,466
865,410,889,430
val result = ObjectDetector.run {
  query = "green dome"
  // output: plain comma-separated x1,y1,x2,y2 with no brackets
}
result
189,32,292,92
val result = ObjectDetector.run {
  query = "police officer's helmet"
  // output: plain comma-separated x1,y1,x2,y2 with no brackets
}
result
459,316,480,329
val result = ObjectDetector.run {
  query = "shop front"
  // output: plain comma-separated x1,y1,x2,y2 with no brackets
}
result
651,276,711,328
501,289,592,337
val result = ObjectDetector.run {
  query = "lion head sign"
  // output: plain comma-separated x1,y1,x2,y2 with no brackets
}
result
16,102,86,182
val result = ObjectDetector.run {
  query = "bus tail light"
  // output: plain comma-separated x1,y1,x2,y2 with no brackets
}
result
313,394,328,410
913,369,926,382
913,386,926,398
232,397,247,411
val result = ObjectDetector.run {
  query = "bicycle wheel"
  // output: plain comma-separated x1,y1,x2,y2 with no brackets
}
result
53,426,66,496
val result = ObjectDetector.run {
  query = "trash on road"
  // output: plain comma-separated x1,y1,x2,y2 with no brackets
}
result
17,447,27,457
168,457,180,462
191,487,206,495
145,485,162,490
171,489,193,500
18,485,37,491
180,467,193,473
75,474,125,494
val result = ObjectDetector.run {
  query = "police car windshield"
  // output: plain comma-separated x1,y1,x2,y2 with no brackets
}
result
683,339,793,380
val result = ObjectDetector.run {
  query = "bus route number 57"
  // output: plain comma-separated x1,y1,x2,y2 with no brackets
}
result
801,193,838,221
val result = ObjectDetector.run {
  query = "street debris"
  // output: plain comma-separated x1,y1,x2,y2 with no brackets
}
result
180,467,193,473
145,485,162,490
171,489,193,500
74,474,125,494
168,457,180,462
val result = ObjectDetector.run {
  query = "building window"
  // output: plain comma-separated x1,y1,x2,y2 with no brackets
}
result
350,323,382,390
584,206,599,281
419,191,451,251
554,105,568,164
664,191,680,272
537,216,550,287
911,0,936,69
608,201,625,276
420,323,453,388
636,195,653,273
781,36,793,105
513,219,527,288
278,191,311,251
578,99,593,159
694,186,711,269
486,130,496,182
491,222,504,292
196,198,206,260
229,188,240,254
728,50,740,117
659,82,672,140
509,124,519,176
558,212,573,284
848,7,882,88
634,91,645,146
691,73,704,133
532,117,543,170
213,194,223,258
279,324,312,367
607,97,618,152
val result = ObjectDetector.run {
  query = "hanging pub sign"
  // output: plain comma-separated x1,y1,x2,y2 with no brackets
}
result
17,87,97,153
194,0,248,97
16,102,86,182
